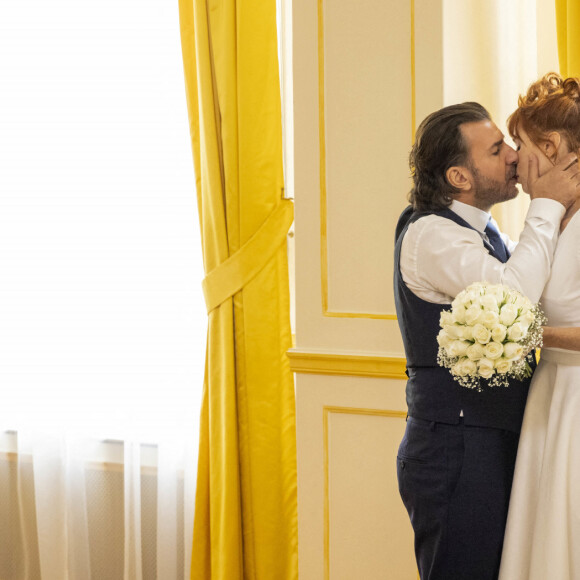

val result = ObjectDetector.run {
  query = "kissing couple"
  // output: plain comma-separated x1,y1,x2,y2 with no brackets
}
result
395,72,580,580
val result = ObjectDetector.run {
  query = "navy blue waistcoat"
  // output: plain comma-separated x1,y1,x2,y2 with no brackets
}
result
393,206,533,433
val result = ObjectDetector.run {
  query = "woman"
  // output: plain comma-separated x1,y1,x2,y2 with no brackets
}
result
499,72,580,579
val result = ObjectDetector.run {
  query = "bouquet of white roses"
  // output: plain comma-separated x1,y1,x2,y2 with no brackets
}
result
437,282,546,390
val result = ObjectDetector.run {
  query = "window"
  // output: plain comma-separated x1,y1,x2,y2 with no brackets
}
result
0,0,205,443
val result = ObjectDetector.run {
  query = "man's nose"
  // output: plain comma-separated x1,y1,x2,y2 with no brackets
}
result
506,145,518,165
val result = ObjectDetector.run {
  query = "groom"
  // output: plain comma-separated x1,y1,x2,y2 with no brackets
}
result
394,102,580,580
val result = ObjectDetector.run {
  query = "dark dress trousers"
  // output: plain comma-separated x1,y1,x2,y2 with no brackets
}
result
394,206,534,580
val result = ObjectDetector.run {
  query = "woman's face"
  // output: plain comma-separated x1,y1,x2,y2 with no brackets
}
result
513,126,554,193
513,125,570,193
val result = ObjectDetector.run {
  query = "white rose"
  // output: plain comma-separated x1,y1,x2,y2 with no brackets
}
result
466,342,484,361
507,322,527,342
437,329,452,349
486,284,505,302
478,357,495,379
480,294,500,313
451,290,468,308
495,358,512,374
452,360,467,377
445,324,464,339
466,289,482,303
461,325,474,341
513,294,531,310
452,306,467,324
448,340,471,358
465,306,482,325
517,310,535,327
514,322,531,336
478,311,490,326
499,304,518,326
491,324,507,343
452,292,470,310
481,310,500,329
459,358,477,376
503,342,524,360
504,290,519,304
473,323,492,344
484,341,504,360
453,358,477,377
440,310,455,326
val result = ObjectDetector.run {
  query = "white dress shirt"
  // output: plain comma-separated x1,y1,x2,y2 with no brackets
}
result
400,199,565,304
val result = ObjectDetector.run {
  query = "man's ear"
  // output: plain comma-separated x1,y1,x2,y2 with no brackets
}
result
446,166,472,192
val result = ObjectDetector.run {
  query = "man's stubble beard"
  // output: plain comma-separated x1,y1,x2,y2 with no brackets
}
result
470,164,518,210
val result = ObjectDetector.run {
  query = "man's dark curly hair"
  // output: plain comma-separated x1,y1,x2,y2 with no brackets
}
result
409,102,491,211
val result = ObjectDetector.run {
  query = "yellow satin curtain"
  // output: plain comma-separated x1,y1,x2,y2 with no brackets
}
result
178,1,298,578
556,0,580,77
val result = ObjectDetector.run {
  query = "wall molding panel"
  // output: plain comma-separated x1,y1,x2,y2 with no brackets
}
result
318,0,415,319
292,0,444,576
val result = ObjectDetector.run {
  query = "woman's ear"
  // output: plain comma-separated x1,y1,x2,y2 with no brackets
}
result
543,131,562,163
446,166,472,192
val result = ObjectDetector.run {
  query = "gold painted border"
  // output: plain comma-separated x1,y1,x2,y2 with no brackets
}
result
318,0,415,320
287,350,407,379
323,406,408,579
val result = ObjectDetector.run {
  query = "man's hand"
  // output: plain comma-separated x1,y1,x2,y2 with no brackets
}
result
528,152,580,209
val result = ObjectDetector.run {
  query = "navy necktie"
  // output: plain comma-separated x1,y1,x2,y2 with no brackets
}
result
484,219,510,263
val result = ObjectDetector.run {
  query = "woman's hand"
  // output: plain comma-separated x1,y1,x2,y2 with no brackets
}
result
528,152,580,209
542,326,580,351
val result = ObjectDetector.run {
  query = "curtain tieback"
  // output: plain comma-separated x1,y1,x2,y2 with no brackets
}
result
202,199,294,313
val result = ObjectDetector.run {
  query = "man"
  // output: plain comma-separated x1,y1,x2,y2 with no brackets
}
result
394,102,580,580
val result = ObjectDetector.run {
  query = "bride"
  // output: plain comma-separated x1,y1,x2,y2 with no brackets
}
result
499,72,580,580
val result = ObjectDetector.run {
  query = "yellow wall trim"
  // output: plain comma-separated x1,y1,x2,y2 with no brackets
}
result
287,349,407,379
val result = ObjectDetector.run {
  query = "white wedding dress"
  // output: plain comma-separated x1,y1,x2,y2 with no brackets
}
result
499,211,580,580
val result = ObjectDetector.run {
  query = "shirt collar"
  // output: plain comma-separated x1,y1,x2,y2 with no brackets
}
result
449,200,491,233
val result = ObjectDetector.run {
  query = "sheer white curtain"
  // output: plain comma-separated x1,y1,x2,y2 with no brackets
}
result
443,0,559,240
0,0,203,578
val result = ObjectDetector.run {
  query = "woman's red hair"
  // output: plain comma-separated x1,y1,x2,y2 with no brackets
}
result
508,72,580,155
